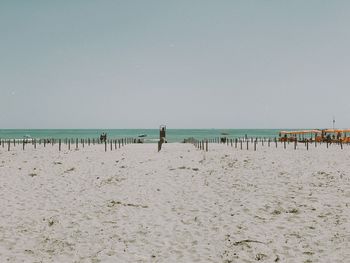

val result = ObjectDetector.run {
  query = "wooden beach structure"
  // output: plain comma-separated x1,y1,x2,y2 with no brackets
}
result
320,129,350,143
278,130,321,142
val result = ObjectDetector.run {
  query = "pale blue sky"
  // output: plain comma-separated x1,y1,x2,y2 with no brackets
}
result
1,1,349,129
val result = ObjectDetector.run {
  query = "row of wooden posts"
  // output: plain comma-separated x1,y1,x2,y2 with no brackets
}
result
0,138,136,152
192,137,347,151
193,140,209,152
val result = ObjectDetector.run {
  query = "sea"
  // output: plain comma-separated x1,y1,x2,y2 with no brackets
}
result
0,129,286,143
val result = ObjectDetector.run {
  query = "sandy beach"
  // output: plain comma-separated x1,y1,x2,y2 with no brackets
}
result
0,142,349,262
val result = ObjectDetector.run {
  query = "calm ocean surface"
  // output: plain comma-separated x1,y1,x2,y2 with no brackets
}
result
0,129,287,142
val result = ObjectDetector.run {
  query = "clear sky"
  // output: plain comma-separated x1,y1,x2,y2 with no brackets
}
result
1,0,349,129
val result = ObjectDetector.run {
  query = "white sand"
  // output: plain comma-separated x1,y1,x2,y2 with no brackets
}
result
0,142,349,262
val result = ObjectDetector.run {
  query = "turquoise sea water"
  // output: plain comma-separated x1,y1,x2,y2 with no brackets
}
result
0,129,285,142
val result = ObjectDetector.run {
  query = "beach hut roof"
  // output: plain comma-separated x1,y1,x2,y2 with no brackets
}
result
280,130,321,135
324,129,350,133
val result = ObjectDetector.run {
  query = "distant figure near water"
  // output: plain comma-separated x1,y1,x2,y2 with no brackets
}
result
100,133,107,143
158,125,167,152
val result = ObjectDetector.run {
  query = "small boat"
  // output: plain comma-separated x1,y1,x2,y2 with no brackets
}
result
138,134,147,138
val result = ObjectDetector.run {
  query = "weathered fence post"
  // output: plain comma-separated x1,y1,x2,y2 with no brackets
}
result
254,139,257,151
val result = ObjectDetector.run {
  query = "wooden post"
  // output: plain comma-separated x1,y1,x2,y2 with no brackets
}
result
34,139,36,149
306,140,309,151
8,140,10,151
340,141,343,150
82,139,84,148
254,140,256,151
294,140,297,150
275,138,277,148
114,140,117,150
247,140,249,150
23,140,25,150
76,138,78,149
13,139,16,147
105,140,107,152
118,139,121,148
59,139,61,151
284,140,286,149
268,138,270,147
44,140,46,147
206,140,208,152
240,140,242,150
110,140,112,151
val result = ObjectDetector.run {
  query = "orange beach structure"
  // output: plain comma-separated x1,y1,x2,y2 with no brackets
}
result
279,129,350,143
